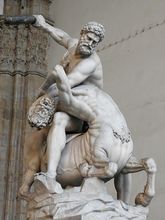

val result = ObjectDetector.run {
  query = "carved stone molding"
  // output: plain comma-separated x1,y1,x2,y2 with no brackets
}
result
0,2,53,219
0,24,49,78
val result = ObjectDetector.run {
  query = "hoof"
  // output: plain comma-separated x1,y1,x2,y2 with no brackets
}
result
79,162,91,177
135,192,153,207
105,162,118,177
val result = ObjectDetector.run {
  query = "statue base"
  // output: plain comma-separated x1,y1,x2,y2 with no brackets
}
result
27,177,149,220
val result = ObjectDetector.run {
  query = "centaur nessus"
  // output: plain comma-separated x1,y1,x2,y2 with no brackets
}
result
19,65,156,207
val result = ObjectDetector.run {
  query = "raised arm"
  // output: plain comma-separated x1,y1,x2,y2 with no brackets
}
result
33,15,73,49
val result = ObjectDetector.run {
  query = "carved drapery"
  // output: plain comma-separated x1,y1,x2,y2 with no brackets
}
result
0,1,52,219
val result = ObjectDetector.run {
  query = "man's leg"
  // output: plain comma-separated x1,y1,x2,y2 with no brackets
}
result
46,112,81,178
35,112,82,193
46,112,70,178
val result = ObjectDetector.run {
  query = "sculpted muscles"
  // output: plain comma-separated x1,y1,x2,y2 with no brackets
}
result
34,15,74,49
38,57,98,98
34,16,104,97
53,65,96,122
61,57,98,88
21,19,106,194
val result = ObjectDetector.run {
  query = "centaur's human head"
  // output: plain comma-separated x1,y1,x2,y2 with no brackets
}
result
77,21,105,57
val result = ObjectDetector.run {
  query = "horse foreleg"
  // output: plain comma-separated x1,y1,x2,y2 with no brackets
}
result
121,156,157,207
18,128,49,200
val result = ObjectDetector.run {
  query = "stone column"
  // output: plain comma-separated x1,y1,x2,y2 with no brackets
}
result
0,1,52,219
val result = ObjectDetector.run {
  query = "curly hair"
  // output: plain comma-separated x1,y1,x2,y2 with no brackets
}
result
80,21,105,42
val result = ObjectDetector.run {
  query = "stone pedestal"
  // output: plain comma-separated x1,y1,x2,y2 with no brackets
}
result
27,178,149,220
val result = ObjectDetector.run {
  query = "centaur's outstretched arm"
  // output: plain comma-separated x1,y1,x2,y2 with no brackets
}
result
52,65,96,123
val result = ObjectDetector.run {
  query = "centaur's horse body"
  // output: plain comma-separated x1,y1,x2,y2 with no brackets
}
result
56,85,133,187
20,68,156,207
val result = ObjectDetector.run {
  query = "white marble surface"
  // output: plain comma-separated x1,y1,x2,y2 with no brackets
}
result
27,178,149,220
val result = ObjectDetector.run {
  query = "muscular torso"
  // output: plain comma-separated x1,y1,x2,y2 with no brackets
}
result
72,85,130,136
58,85,133,178
59,84,132,151
60,40,103,89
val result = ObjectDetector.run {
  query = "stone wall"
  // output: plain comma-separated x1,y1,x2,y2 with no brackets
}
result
0,1,52,219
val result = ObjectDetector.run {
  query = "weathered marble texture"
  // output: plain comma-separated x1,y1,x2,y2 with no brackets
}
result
0,1,52,219
27,178,148,220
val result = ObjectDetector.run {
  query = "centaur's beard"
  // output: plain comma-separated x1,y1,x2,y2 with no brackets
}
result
78,42,95,57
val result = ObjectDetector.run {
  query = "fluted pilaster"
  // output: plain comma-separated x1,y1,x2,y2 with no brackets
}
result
0,1,52,219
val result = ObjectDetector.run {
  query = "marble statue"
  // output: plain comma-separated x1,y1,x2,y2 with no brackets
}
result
25,65,156,220
17,16,157,220
19,15,106,196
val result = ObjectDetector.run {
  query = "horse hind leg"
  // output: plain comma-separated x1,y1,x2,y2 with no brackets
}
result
114,173,132,204
135,158,156,207
79,161,118,179
84,147,118,178
121,156,157,207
